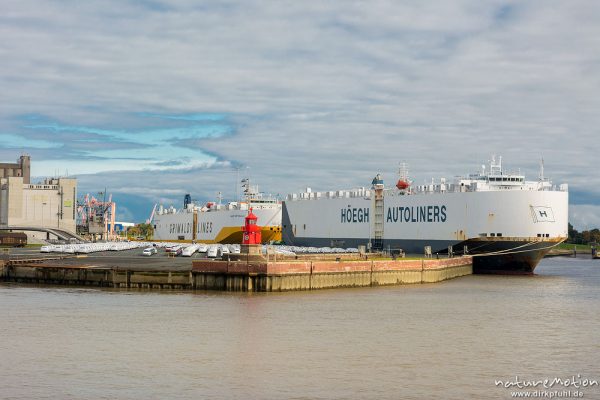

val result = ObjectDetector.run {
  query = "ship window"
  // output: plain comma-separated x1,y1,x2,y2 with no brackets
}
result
283,224,287,229
545,233,550,238
537,234,542,237
303,224,306,230
490,233,496,237
479,233,486,237
496,233,502,237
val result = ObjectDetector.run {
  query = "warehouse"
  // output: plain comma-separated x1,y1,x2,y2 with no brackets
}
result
0,155,77,240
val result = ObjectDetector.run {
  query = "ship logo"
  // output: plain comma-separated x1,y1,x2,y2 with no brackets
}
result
530,206,555,223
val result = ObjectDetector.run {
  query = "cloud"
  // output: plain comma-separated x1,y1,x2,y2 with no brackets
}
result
2,0,600,229
570,190,600,206
152,158,191,167
137,112,228,122
71,163,245,223
0,133,60,149
570,205,600,231
6,113,236,174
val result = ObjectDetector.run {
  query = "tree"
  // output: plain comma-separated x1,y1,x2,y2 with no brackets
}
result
127,223,154,240
567,223,599,245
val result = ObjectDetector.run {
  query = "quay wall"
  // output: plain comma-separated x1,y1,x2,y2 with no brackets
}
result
0,262,193,290
192,256,472,292
0,257,472,292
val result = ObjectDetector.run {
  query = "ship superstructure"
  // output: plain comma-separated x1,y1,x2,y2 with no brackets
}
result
282,156,568,273
153,179,282,243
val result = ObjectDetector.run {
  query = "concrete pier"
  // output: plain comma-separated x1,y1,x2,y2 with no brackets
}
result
0,256,472,292
191,257,473,291
0,262,193,290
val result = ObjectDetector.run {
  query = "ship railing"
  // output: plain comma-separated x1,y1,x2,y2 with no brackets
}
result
285,181,568,201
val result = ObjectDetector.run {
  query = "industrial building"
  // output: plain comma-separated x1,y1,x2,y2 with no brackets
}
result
0,154,31,184
0,155,78,240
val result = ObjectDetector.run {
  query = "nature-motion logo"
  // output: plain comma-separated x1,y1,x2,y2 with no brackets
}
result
495,375,598,398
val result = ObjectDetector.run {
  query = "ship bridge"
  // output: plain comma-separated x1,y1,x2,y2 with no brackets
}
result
286,156,569,200
409,156,567,195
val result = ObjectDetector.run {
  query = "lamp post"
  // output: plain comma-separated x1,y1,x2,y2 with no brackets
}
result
41,202,47,228
98,189,106,240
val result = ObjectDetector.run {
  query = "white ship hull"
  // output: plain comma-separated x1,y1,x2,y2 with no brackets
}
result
282,190,568,273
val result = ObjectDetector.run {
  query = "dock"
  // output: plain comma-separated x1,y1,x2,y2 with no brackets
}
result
0,253,472,292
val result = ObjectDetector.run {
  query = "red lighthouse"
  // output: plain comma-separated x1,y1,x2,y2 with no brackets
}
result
242,208,262,245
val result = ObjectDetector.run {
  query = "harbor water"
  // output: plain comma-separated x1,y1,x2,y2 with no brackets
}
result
1,257,599,399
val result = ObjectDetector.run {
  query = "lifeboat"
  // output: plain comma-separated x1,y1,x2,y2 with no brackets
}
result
396,180,410,190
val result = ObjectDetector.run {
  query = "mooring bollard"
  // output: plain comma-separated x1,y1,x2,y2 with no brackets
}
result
424,246,432,258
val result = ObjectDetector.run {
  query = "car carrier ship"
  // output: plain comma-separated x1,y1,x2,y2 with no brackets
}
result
152,179,282,243
282,157,568,274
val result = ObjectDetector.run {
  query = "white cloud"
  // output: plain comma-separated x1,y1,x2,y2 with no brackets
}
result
2,1,600,225
570,205,600,231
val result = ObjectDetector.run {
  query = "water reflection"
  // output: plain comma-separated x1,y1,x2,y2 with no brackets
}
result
1,257,599,399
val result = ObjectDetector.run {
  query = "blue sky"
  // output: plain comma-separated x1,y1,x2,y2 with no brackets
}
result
1,1,599,229
13,112,232,173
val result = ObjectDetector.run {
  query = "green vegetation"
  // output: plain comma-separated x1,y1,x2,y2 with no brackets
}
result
556,242,593,251
568,223,599,245
127,223,154,240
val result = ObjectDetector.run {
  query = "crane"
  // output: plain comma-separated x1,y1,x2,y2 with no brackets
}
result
146,203,158,225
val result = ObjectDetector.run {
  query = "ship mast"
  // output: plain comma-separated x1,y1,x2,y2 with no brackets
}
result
490,155,502,176
371,174,385,251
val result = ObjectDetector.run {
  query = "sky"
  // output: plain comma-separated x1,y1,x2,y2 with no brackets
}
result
1,0,599,229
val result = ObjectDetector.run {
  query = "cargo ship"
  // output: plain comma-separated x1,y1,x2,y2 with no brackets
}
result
152,179,282,243
282,157,569,274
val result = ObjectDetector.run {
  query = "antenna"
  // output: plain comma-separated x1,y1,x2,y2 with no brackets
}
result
398,162,409,182
235,166,240,202
489,155,502,176
539,157,545,181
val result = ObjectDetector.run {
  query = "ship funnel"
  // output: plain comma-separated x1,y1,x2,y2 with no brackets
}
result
371,174,384,188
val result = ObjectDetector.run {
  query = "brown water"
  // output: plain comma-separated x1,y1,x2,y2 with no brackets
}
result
1,257,599,400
